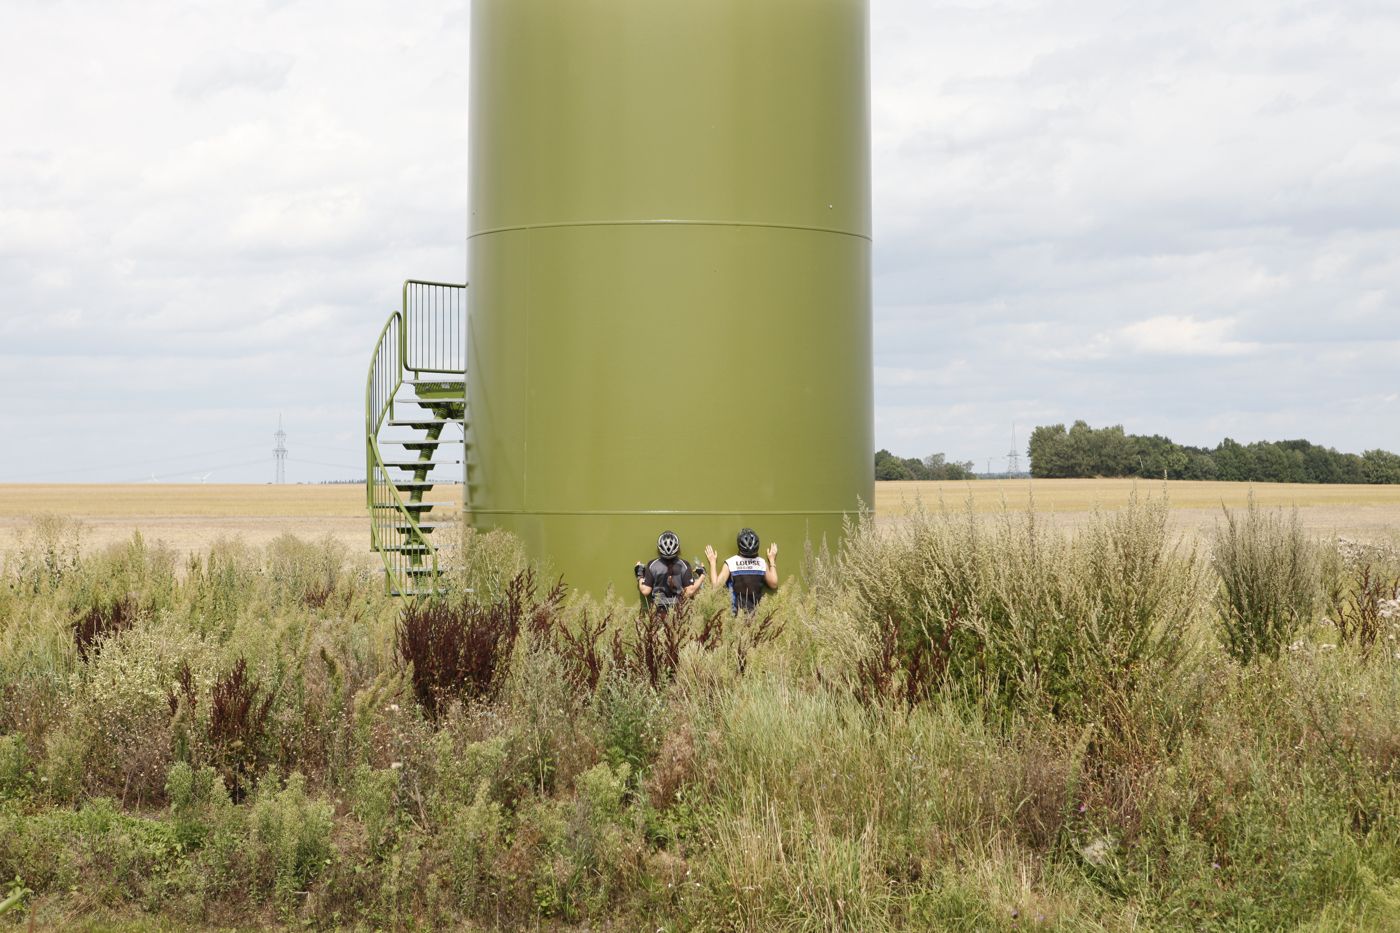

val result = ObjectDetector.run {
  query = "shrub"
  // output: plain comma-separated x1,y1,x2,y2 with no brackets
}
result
264,533,352,609
609,602,724,689
836,495,1202,723
1214,500,1320,664
62,620,211,803
184,538,261,628
440,778,505,913
4,515,82,595
398,570,564,716
528,762,642,919
165,760,231,851
440,524,532,599
72,532,180,618
546,606,612,693
1324,539,1400,650
0,735,30,799
592,676,668,777
854,606,961,710
350,764,404,858
208,658,277,801
248,772,335,905
72,594,139,662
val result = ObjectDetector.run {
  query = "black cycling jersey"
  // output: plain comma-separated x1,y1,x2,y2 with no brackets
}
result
643,557,695,610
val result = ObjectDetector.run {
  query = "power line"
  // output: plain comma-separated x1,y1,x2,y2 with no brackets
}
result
0,444,255,481
287,457,363,472
116,457,270,483
294,443,361,456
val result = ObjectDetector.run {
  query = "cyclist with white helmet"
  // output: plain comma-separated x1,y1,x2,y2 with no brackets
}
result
705,528,779,614
635,530,703,611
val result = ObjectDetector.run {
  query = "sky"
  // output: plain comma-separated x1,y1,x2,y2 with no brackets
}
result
1,0,1397,483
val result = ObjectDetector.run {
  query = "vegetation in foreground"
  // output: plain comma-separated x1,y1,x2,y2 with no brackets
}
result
2,502,1400,930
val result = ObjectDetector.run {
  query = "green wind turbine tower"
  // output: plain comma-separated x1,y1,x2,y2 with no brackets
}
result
368,0,873,597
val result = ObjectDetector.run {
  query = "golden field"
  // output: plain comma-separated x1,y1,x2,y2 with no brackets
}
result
0,484,458,561
0,479,1397,559
877,477,1400,541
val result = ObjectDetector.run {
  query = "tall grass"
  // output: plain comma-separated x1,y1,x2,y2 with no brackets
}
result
1,507,1399,929
834,495,1203,727
1213,498,1321,664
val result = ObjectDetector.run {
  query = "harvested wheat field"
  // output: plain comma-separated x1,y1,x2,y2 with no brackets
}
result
0,484,461,561
0,479,1396,562
878,477,1400,543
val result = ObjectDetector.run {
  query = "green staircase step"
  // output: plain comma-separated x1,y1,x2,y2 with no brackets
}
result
387,418,462,428
372,502,452,512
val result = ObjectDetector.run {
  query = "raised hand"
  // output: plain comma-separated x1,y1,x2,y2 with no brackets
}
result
704,544,718,565
767,542,778,562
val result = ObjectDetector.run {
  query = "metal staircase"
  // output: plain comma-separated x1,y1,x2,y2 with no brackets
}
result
366,280,468,597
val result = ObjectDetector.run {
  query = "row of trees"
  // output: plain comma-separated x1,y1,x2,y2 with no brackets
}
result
1028,421,1400,484
874,450,977,481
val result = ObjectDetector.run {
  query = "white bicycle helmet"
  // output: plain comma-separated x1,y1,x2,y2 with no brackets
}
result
737,528,760,558
657,530,681,559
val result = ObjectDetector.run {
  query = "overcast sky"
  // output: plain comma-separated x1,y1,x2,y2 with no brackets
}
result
2,0,1397,483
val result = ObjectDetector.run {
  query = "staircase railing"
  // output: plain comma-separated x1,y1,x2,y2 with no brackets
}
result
366,281,468,598
402,279,466,374
366,312,438,594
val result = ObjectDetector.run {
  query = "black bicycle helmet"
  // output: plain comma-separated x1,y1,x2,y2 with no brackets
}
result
737,528,759,558
657,530,681,559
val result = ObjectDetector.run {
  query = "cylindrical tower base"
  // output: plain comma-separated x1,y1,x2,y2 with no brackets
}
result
467,0,872,596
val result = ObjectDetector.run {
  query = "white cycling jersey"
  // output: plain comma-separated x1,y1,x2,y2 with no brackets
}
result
723,555,769,612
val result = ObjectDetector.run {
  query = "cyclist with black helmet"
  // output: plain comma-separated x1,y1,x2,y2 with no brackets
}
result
635,530,703,612
705,528,779,614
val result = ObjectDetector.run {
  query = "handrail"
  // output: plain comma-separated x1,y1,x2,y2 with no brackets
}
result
401,280,467,374
365,309,440,596
366,312,401,447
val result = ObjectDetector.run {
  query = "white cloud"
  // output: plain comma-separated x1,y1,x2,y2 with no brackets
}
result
0,0,1397,481
175,51,294,101
1118,316,1261,357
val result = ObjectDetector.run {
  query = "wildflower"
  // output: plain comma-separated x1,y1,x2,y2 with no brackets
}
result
387,703,400,713
390,761,403,770
1319,643,1336,652
1212,861,1220,870
1288,640,1305,652
1080,837,1115,867
1078,803,1087,813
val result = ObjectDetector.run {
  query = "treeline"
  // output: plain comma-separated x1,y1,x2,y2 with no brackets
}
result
875,450,977,481
1029,421,1400,484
